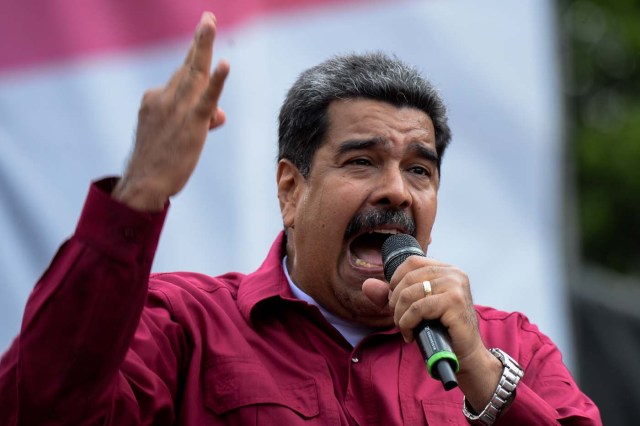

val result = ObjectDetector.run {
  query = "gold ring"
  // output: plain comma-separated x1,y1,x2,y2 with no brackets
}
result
422,280,432,297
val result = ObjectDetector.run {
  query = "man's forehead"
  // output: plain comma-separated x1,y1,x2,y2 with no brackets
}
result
325,98,435,145
327,98,433,127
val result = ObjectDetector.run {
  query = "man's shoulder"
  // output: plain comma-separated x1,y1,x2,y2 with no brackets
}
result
474,305,554,355
147,270,246,303
474,305,528,322
474,305,545,337
145,233,286,304
141,271,255,332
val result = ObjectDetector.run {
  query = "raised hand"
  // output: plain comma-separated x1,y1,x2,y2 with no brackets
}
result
113,12,230,211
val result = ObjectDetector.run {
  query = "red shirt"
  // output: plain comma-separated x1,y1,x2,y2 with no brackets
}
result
0,179,601,425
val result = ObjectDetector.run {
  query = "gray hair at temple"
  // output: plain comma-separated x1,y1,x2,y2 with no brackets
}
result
278,52,452,178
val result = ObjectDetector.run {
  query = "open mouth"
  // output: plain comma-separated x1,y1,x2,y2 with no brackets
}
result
348,229,400,269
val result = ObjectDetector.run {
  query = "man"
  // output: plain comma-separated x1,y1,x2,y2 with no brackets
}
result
0,11,600,425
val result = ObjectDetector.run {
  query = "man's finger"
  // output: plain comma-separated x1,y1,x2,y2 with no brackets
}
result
392,279,437,320
181,25,198,66
181,12,216,66
362,278,391,308
190,12,217,76
166,12,217,92
209,107,227,130
197,59,230,118
396,293,446,343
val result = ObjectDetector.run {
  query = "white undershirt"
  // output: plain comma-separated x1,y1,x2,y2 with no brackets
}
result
282,256,374,347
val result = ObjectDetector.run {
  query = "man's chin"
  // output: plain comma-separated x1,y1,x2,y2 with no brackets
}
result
353,310,395,329
336,290,394,327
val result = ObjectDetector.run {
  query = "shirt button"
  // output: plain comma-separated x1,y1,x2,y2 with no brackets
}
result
351,356,359,363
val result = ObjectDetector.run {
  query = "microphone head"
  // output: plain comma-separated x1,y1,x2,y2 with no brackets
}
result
381,234,425,282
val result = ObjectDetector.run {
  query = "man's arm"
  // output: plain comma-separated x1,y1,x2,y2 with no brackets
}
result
363,256,602,425
494,312,601,425
0,11,228,424
0,179,168,424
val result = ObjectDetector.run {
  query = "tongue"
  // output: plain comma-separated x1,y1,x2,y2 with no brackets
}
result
352,246,382,265
350,234,384,266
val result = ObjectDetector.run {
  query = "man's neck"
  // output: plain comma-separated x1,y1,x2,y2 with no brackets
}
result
282,256,373,347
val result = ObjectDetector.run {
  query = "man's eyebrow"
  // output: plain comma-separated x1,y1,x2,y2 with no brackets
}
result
410,142,439,165
335,138,438,164
336,137,386,156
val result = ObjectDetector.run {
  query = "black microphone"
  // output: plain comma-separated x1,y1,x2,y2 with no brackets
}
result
381,234,459,391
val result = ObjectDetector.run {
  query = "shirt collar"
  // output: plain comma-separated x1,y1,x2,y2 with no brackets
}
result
237,231,386,346
236,231,298,323
281,255,374,347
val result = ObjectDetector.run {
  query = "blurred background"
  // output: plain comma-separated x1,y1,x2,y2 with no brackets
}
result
0,0,637,424
562,0,640,424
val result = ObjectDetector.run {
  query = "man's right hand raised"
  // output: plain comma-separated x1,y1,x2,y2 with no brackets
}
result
113,12,229,211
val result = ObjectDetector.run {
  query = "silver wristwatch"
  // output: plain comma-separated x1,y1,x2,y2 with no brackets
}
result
462,348,524,425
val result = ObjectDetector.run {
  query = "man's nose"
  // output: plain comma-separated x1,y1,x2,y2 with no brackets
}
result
370,167,412,209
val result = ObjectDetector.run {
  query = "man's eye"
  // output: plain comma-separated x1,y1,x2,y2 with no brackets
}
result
409,166,431,176
349,158,372,166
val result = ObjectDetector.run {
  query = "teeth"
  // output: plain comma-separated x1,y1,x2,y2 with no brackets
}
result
354,258,374,267
368,229,399,235
351,253,377,268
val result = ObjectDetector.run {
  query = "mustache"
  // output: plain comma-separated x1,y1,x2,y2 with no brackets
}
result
344,209,416,240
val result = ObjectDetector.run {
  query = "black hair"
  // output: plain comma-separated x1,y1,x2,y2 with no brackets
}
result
278,52,452,177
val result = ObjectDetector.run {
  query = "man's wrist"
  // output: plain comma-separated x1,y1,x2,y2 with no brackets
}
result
462,348,524,425
113,177,168,212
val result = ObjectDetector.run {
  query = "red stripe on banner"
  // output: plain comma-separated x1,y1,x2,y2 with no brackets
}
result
0,0,373,73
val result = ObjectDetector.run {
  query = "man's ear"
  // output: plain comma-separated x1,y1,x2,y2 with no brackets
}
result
277,159,305,229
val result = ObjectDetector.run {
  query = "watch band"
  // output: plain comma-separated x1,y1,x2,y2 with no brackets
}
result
462,348,524,425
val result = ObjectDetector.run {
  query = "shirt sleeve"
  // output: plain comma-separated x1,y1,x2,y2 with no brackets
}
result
493,313,602,425
0,178,178,425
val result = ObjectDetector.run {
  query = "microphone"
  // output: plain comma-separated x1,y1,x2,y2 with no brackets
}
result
381,234,459,391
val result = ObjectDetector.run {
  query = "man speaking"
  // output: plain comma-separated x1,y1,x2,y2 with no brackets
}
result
0,11,600,425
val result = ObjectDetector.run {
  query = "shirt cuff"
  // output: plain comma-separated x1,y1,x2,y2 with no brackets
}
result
496,382,559,424
74,177,168,263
